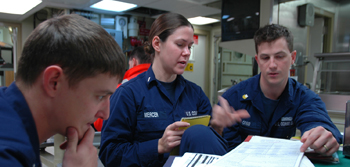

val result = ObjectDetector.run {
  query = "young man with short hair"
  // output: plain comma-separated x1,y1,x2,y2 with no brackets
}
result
217,24,342,156
0,14,125,166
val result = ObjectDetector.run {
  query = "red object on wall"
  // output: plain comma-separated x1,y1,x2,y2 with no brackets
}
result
139,28,150,36
130,37,143,46
130,37,138,46
290,69,295,76
193,35,198,45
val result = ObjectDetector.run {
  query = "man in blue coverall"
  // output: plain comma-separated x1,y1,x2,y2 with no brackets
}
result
218,24,342,156
0,14,126,166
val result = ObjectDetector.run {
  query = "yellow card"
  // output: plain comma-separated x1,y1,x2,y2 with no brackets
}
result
179,115,211,130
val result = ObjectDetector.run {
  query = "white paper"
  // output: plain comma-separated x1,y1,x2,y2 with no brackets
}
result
209,136,304,167
174,152,221,167
300,156,315,167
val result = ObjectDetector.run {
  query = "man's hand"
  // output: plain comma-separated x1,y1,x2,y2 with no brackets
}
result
158,121,190,154
61,126,98,167
211,96,250,134
300,126,339,156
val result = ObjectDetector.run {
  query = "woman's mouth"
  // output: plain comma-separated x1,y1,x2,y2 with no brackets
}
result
178,61,187,67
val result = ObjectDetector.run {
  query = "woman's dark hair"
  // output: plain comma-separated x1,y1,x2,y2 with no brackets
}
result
144,13,193,60
16,14,126,88
254,24,294,54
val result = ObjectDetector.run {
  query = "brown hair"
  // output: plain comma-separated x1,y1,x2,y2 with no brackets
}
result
254,24,294,54
144,13,193,60
129,46,152,64
16,14,126,87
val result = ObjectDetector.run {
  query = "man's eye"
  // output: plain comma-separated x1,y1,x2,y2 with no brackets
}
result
276,55,284,59
98,96,105,100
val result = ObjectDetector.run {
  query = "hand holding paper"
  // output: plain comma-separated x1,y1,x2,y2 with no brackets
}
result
179,115,211,130
158,121,190,154
300,126,339,156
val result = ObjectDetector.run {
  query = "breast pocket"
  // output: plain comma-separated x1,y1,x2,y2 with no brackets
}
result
135,118,170,142
238,122,262,136
272,126,296,139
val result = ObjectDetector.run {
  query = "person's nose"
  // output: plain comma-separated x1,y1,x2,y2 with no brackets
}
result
96,99,110,120
182,47,191,57
268,57,277,69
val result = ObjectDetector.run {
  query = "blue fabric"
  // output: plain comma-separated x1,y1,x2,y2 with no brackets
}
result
0,82,41,167
99,66,215,167
221,74,343,151
261,91,280,126
158,80,176,103
179,125,227,156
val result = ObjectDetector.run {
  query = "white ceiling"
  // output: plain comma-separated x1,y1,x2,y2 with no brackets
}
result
0,0,221,22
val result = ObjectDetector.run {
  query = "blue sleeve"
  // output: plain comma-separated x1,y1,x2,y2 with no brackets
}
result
296,90,342,144
0,147,30,167
99,87,166,167
0,110,38,167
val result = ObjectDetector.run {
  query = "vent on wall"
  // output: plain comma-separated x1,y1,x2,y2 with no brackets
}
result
298,3,315,27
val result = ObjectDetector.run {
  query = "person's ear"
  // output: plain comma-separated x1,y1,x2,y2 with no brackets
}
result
42,65,64,97
255,55,259,64
152,36,161,52
291,50,297,65
132,58,138,67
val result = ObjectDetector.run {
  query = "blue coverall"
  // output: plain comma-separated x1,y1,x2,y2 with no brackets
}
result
0,83,41,167
222,74,343,151
99,66,227,167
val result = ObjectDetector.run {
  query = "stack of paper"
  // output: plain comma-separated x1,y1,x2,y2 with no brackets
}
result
210,136,306,167
172,136,315,167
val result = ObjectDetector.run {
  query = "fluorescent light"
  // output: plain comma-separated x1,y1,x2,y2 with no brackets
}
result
222,15,229,19
90,0,137,12
227,17,234,22
188,16,219,25
0,0,42,15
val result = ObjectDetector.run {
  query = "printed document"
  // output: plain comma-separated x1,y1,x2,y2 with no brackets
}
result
209,136,304,167
172,152,221,167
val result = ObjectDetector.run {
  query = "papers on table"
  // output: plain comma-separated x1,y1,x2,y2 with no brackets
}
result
171,152,221,167
172,136,314,167
210,141,304,167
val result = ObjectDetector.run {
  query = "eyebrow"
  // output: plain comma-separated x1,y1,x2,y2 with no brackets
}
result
96,90,115,95
259,51,287,56
178,39,194,44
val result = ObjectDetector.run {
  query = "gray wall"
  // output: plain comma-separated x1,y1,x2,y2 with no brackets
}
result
335,1,350,52
275,0,345,84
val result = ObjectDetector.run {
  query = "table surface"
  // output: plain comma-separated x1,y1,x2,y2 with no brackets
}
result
313,151,350,167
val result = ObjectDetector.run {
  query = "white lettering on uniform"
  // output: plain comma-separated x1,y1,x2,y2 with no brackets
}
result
281,117,293,121
275,121,293,126
144,112,159,118
185,111,198,116
191,111,198,116
242,120,251,126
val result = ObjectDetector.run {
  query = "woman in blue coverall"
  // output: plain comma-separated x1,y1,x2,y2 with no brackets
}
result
98,13,249,167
